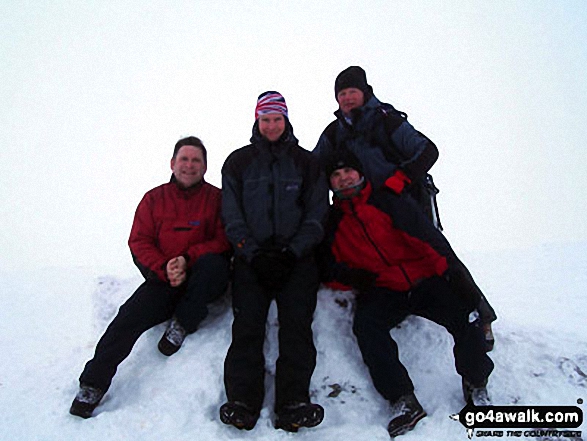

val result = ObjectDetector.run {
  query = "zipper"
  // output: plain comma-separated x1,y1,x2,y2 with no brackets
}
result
269,154,277,238
349,200,412,287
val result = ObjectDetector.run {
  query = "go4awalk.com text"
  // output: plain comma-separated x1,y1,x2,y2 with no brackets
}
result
454,403,583,438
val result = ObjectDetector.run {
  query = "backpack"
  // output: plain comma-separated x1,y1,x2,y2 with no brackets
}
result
324,104,443,230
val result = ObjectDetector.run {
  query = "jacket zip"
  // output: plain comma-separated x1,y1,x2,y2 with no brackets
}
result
349,201,413,287
269,154,277,239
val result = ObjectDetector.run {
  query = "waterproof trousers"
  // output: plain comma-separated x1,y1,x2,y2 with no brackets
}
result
79,253,230,391
353,276,494,403
223,257,319,413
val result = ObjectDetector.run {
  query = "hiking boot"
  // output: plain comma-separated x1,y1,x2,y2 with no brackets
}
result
463,378,491,406
275,402,324,432
158,317,187,356
69,384,105,418
483,323,495,352
387,393,427,438
219,401,259,430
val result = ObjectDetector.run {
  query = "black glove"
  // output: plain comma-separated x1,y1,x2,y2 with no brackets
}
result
341,268,378,292
251,247,297,290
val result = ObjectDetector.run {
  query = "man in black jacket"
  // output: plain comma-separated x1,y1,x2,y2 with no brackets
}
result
220,91,328,432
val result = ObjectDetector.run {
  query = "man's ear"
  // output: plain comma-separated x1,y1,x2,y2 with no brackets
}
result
170,158,175,171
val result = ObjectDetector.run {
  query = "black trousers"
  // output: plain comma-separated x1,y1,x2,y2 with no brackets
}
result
223,257,319,412
447,256,497,324
353,276,494,403
79,253,230,392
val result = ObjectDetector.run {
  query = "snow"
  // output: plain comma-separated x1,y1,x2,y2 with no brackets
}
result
1,242,586,440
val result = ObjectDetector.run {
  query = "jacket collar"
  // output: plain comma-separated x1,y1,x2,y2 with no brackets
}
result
333,180,373,212
334,94,382,127
169,178,205,198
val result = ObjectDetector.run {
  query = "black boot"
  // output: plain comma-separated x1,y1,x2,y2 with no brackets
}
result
158,317,187,356
387,393,426,438
274,402,324,432
219,401,259,430
462,378,491,406
69,384,105,418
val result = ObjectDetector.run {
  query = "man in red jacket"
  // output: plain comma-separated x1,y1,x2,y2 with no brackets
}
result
318,150,493,438
70,136,231,419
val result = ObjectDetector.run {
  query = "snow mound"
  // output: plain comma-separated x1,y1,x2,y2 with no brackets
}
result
0,243,586,440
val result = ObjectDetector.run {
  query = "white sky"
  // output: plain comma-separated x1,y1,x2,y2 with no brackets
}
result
1,1,586,275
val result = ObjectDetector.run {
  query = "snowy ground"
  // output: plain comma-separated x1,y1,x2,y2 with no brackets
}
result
1,242,586,440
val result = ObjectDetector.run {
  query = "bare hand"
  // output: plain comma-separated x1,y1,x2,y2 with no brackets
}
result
166,256,187,287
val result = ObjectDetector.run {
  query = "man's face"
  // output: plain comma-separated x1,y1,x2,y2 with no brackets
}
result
330,167,362,191
336,87,365,115
171,145,206,188
258,113,286,142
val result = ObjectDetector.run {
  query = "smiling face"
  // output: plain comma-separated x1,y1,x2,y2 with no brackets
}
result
336,87,365,115
170,145,207,188
329,167,362,191
258,113,286,142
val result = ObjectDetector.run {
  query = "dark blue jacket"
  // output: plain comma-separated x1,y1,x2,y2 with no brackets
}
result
313,94,438,190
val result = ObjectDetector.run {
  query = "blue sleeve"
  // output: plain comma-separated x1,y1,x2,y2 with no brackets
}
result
391,121,439,180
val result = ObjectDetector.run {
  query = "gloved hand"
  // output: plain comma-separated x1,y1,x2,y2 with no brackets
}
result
251,247,297,290
342,268,378,292
384,170,411,194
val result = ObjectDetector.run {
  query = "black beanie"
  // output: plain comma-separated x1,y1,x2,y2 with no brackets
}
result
324,149,364,179
334,66,372,98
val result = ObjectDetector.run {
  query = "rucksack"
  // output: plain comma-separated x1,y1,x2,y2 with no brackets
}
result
323,104,443,230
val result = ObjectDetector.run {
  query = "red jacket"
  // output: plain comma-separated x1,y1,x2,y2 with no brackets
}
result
325,182,448,292
128,181,231,282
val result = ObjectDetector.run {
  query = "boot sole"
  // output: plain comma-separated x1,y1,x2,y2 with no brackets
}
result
275,406,324,432
69,401,97,419
388,410,427,438
219,404,258,430
157,338,181,356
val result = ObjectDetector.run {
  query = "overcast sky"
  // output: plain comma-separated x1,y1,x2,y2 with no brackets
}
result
1,1,586,275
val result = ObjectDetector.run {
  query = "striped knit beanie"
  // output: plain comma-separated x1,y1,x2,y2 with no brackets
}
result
254,91,288,120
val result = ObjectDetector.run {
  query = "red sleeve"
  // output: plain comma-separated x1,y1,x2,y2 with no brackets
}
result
128,192,168,281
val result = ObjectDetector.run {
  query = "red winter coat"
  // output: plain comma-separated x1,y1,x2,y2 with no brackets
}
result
325,182,448,292
128,181,231,282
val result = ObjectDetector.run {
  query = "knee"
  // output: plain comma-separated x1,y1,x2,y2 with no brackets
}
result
231,311,267,341
188,254,231,290
452,318,485,348
195,253,230,272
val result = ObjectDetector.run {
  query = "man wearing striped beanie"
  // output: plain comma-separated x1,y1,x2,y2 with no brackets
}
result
220,91,328,433
254,91,288,120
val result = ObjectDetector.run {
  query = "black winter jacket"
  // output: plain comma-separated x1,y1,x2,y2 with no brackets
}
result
222,121,328,262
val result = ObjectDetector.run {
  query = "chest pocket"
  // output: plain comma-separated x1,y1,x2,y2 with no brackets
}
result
279,178,303,208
